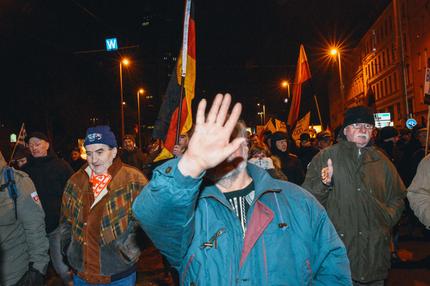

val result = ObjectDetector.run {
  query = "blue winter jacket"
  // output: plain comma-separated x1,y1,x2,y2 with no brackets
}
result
133,159,351,285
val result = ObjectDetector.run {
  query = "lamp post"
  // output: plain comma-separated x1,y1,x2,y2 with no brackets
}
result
329,48,345,110
281,80,290,102
136,88,145,149
257,103,266,124
119,58,130,141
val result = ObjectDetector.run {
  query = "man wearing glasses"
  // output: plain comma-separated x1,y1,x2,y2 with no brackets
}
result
303,106,406,286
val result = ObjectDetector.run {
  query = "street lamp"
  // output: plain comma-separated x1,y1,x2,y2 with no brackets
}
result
257,103,266,124
329,48,345,110
281,80,291,100
119,58,130,141
136,88,145,149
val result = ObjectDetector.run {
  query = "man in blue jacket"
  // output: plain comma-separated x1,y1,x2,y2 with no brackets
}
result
133,94,351,285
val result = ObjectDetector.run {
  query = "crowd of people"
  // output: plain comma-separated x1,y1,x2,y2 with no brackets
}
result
1,94,430,285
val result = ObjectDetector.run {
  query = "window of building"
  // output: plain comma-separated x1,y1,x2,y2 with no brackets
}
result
389,75,392,94
393,72,398,91
374,84,378,99
384,78,388,97
375,60,378,74
382,50,386,68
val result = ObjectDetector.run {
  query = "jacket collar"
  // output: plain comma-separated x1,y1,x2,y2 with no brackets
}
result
83,157,123,179
339,140,380,163
200,163,280,207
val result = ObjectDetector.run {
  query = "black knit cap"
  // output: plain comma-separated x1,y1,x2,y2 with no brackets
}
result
270,131,288,143
343,106,375,128
26,131,49,143
379,126,399,141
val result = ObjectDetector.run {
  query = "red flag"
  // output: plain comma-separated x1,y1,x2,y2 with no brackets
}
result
288,45,312,126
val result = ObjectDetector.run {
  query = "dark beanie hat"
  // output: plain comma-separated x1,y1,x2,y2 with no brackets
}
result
26,131,49,143
84,125,117,148
379,126,399,141
271,131,288,142
343,106,375,127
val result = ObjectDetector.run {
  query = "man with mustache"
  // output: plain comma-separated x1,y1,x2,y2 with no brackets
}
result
133,94,351,285
303,106,406,286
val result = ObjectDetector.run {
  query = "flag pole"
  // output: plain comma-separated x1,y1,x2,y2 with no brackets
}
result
308,76,323,128
175,0,192,145
9,123,25,164
313,94,323,127
176,78,186,145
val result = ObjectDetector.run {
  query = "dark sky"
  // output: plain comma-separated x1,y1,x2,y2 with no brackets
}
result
0,0,389,151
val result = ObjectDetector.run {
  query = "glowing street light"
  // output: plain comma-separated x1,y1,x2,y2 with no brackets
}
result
281,80,291,99
119,57,130,140
136,88,145,149
329,48,338,56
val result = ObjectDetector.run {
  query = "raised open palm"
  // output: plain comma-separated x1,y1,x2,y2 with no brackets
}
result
178,94,245,178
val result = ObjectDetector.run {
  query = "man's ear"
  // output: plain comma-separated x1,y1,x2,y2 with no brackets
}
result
112,147,118,158
343,127,347,136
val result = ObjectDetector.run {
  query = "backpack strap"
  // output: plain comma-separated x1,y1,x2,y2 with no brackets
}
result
1,167,18,219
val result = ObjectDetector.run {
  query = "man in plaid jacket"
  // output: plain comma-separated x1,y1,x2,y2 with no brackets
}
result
60,125,148,286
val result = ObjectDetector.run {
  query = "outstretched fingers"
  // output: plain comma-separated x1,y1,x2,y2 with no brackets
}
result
206,94,224,124
223,137,247,158
195,99,207,126
215,93,232,126
223,101,242,134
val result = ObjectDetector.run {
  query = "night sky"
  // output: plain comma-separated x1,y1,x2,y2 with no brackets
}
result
0,0,389,152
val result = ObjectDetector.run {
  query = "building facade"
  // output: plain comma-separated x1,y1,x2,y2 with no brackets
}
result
329,0,430,128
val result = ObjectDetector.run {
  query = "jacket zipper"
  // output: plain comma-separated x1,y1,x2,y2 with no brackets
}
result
200,228,226,249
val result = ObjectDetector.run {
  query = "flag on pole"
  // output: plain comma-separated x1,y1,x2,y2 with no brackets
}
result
291,112,311,141
261,118,287,134
152,0,196,161
288,44,312,126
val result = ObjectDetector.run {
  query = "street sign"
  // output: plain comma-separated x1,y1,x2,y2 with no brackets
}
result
105,38,118,51
406,118,417,129
10,133,16,143
374,113,391,128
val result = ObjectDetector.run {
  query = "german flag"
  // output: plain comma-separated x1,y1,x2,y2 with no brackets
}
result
287,44,312,126
153,0,195,161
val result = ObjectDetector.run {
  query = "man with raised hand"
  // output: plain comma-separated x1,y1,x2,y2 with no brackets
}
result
303,106,406,286
133,94,351,285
